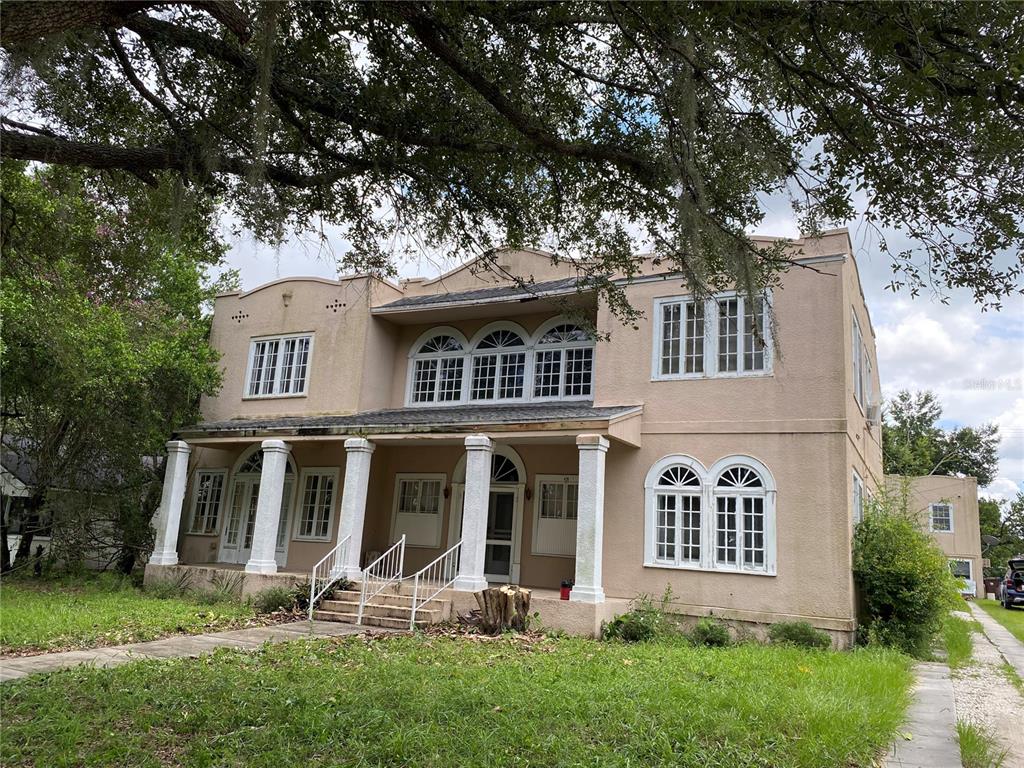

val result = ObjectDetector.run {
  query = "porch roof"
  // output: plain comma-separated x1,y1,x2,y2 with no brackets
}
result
176,402,642,445
372,276,585,313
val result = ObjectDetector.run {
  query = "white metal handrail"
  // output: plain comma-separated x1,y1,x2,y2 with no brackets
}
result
308,534,352,621
357,535,406,624
408,539,461,629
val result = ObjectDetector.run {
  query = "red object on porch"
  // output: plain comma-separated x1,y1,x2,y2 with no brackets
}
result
560,585,571,600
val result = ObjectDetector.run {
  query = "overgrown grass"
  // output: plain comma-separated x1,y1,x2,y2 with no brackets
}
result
0,634,913,767
0,574,257,654
977,599,1024,643
957,720,1007,768
942,614,980,669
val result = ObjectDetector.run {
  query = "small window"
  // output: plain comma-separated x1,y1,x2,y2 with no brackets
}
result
930,503,953,533
852,471,864,524
950,559,972,580
188,471,226,535
392,474,446,548
533,476,578,557
246,334,312,397
294,469,337,540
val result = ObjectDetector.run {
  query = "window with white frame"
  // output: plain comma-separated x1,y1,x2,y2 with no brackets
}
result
533,475,578,557
188,470,226,534
392,474,445,548
533,324,593,399
294,469,337,540
246,334,312,397
411,334,466,403
852,471,865,524
852,313,864,408
471,329,527,400
652,465,703,565
644,456,776,575
949,559,972,580
930,502,953,533
654,293,768,380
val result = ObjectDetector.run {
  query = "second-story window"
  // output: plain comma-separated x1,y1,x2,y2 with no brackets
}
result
471,329,527,400
412,334,466,403
533,324,593,399
246,334,312,397
654,293,768,380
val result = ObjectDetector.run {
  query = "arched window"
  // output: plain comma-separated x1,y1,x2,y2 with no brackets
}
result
491,454,520,483
410,332,466,403
712,460,772,572
644,454,776,574
471,327,527,401
651,461,703,565
533,322,594,399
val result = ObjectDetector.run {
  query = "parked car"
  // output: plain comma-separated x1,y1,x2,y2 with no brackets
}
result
998,558,1024,610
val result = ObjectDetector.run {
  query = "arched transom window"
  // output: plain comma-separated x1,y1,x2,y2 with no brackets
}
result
406,318,596,406
411,333,466,403
644,455,776,575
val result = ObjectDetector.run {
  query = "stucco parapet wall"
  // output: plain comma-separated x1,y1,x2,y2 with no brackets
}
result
641,418,849,435
176,403,643,443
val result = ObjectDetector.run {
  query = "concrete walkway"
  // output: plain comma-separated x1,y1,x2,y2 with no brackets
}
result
885,662,960,768
0,620,388,683
969,601,1024,679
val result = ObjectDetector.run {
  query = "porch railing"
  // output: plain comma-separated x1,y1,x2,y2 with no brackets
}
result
357,535,406,624
408,539,461,629
308,534,351,621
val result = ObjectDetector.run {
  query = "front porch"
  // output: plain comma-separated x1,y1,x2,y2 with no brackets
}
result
145,403,641,634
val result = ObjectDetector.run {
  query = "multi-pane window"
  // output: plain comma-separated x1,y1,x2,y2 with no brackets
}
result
655,294,768,380
930,503,953,533
246,334,312,397
295,470,336,540
852,471,865,524
645,457,773,574
852,313,864,407
471,329,526,401
188,471,226,534
949,559,972,580
411,335,465,403
533,324,593,399
393,475,445,548
533,476,578,557
652,464,702,566
717,298,739,373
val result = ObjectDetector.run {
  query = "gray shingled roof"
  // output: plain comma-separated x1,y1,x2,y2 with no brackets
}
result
375,276,586,311
179,402,640,437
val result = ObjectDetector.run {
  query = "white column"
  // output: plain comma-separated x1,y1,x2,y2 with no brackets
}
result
150,440,191,566
454,434,492,591
336,437,375,580
571,434,608,603
245,439,290,575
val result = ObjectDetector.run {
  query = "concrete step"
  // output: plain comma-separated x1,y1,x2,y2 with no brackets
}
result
319,599,442,623
331,589,450,614
312,610,429,630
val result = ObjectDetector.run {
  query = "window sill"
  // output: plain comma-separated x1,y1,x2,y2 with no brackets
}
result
651,370,772,383
930,529,954,534
292,536,332,543
531,550,576,559
242,393,308,401
184,531,220,537
643,561,776,577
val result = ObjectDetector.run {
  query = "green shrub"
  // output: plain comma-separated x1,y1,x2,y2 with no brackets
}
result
602,594,668,642
253,586,296,614
145,573,191,599
769,621,831,650
191,587,237,606
691,617,730,647
853,500,961,656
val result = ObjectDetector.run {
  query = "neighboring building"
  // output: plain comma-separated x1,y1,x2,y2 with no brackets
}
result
886,474,983,598
145,228,883,646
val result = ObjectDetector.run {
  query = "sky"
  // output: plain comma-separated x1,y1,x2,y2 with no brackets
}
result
220,200,1024,504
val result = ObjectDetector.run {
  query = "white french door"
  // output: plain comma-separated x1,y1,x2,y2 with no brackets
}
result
220,477,292,567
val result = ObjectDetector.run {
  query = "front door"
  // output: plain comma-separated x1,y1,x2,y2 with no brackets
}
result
448,484,522,583
220,478,293,566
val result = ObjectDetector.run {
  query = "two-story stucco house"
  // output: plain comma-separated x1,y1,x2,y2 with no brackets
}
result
144,228,882,646
885,474,984,598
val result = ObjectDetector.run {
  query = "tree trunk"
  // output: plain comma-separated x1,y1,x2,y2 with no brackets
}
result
13,491,44,565
474,585,531,634
1,498,12,573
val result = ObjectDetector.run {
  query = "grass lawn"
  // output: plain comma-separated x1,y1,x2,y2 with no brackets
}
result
0,634,913,768
977,599,1024,644
0,575,259,655
942,613,980,669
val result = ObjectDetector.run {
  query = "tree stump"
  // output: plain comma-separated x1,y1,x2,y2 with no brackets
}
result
475,585,532,634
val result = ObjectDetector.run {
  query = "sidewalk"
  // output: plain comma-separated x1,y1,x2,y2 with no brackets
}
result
969,602,1024,679
884,662,960,768
0,620,390,683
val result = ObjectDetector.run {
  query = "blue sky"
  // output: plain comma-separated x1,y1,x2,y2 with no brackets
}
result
220,201,1024,503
